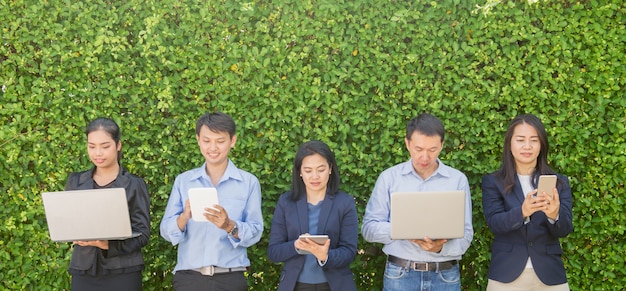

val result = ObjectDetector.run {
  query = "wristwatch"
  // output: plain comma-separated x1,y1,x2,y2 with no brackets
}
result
228,223,238,237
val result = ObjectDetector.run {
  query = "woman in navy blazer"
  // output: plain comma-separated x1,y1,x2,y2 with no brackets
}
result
268,140,358,291
482,114,573,290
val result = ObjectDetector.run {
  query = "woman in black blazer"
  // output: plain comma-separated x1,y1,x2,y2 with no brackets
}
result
268,140,358,291
64,118,150,291
482,114,573,290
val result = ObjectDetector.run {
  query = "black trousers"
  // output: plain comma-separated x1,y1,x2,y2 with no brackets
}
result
173,270,247,291
71,271,142,291
294,282,331,291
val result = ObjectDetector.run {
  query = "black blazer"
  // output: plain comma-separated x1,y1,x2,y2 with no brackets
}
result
267,191,358,291
482,173,573,285
64,166,150,274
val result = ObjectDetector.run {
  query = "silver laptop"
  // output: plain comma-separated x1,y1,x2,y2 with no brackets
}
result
390,191,465,240
42,188,140,242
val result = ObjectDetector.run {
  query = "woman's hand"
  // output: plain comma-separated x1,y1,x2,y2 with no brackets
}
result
521,190,548,219
73,240,109,250
294,234,330,262
541,188,561,220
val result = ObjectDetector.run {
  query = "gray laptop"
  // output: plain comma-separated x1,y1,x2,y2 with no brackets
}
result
390,191,465,240
42,188,140,242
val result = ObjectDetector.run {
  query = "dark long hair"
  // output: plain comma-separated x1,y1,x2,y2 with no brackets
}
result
289,140,340,201
495,114,557,193
86,117,122,162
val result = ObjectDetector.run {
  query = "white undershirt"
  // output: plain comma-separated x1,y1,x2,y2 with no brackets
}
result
517,174,534,269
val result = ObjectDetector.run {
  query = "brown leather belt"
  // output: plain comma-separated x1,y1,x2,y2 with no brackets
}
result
388,255,457,271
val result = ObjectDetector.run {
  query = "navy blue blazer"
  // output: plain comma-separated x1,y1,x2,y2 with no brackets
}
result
267,191,358,291
482,173,573,285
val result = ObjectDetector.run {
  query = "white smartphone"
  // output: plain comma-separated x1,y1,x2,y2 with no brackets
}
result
537,175,557,199
296,235,329,255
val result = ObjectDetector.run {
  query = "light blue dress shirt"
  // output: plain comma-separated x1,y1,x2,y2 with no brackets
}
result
160,160,263,272
361,159,473,262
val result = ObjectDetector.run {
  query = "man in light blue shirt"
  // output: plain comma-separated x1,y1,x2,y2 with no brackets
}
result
160,112,263,291
362,113,473,291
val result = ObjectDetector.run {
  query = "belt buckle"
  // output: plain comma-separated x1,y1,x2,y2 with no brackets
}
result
411,262,429,271
199,266,215,276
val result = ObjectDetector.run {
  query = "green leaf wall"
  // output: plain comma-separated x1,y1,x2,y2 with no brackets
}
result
1,0,624,290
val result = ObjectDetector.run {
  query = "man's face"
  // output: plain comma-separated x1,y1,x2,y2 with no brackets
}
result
196,125,236,167
404,131,443,179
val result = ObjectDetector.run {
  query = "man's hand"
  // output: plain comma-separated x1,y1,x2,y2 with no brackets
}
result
176,199,192,231
204,204,232,231
411,237,447,253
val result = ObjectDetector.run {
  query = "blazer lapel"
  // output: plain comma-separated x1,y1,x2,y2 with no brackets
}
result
512,175,526,205
296,197,309,234
317,194,335,234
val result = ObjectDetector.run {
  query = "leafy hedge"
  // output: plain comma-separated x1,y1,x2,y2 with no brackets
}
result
1,0,624,290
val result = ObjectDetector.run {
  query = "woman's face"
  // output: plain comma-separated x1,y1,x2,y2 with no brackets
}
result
300,153,331,195
510,122,541,173
87,129,121,169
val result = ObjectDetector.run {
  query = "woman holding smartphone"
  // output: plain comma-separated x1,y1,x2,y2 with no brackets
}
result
267,140,358,291
64,117,150,290
482,114,573,290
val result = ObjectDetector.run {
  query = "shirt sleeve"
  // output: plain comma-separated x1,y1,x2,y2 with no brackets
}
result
160,177,186,245
482,174,526,235
229,176,263,248
361,173,393,244
108,177,151,257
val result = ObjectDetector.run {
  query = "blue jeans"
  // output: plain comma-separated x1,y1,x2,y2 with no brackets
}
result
383,261,461,291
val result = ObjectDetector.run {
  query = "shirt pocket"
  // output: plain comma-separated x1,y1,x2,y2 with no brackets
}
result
220,197,248,219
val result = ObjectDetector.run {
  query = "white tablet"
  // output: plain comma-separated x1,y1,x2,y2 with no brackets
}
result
188,188,219,222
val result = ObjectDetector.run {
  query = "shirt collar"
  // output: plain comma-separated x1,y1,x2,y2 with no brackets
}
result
77,164,131,187
400,158,451,180
190,159,243,186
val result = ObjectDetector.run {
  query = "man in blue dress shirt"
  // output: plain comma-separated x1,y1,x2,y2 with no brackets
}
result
160,111,263,291
362,113,473,291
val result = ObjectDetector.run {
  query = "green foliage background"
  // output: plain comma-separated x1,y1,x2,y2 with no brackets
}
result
1,0,624,290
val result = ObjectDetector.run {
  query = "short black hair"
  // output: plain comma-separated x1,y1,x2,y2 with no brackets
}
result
406,113,445,142
195,111,236,138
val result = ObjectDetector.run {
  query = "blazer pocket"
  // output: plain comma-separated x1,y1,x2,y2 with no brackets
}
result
492,241,514,253
545,244,563,255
